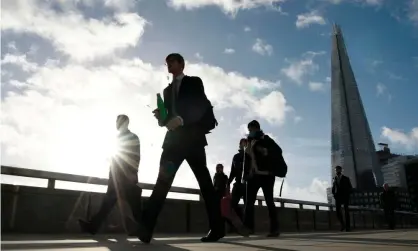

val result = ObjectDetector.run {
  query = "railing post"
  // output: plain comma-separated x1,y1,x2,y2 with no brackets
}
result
299,204,303,209
280,202,284,208
86,192,92,220
10,186,20,230
372,211,375,229
186,202,191,233
258,200,262,206
328,210,332,230
47,178,55,189
315,205,319,210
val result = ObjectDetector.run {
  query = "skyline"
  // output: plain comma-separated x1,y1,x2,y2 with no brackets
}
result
1,0,418,203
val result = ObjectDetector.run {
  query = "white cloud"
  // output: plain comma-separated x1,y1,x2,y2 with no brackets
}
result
294,116,303,124
371,60,383,68
278,178,329,203
388,72,405,81
224,48,235,54
244,26,251,32
376,83,386,96
409,0,418,24
167,0,287,17
296,11,326,29
323,0,384,6
281,51,325,84
309,82,326,92
1,54,38,72
194,52,204,60
376,83,392,102
381,127,418,151
1,0,147,62
252,38,273,56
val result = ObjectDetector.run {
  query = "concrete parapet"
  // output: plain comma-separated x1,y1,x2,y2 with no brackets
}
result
2,184,418,235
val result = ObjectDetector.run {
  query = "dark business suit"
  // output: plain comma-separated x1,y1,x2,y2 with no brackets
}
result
228,150,251,220
380,189,397,229
332,174,352,230
141,75,223,238
244,135,279,234
88,129,142,233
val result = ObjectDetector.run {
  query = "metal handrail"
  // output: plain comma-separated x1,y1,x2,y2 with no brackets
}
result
1,165,417,215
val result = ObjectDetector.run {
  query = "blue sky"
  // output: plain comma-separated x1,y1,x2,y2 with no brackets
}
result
1,0,418,202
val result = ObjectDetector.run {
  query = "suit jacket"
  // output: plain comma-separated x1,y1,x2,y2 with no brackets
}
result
380,190,397,210
213,172,228,193
111,129,140,181
159,75,210,149
228,150,251,185
332,175,352,201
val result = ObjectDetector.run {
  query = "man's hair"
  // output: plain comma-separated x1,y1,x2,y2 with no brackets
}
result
239,138,247,145
335,165,342,170
216,163,223,168
117,114,129,125
166,53,185,67
248,120,260,130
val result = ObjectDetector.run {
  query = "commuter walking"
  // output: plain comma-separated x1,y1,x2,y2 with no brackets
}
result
79,115,142,235
243,120,280,237
213,164,228,200
380,183,397,230
227,138,251,221
332,165,352,231
136,53,223,243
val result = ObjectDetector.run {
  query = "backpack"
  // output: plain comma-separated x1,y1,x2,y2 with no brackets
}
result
263,135,288,178
200,101,218,134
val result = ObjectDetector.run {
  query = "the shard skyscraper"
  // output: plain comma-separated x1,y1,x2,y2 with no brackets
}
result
331,24,382,190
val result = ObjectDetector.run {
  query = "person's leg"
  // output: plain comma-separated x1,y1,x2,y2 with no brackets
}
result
124,181,143,234
390,209,395,229
335,199,345,230
137,148,185,243
80,171,118,234
343,200,350,231
260,176,279,236
243,177,260,233
385,209,395,229
231,183,244,220
185,146,224,242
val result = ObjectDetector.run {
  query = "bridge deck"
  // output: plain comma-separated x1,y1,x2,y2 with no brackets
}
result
2,230,418,251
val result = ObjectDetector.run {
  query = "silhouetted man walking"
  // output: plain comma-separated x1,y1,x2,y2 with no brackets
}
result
228,138,251,221
244,120,279,237
137,53,223,243
79,115,142,235
380,183,397,230
332,165,352,231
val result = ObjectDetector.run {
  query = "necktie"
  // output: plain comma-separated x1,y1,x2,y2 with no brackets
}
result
171,79,178,116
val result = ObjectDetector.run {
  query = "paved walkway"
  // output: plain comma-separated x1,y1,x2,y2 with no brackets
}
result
2,230,418,250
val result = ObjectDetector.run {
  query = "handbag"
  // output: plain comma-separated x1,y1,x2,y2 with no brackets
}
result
221,190,232,218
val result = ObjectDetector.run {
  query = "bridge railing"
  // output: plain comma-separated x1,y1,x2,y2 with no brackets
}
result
1,165,417,215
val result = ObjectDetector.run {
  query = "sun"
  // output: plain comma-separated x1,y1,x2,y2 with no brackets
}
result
49,117,120,176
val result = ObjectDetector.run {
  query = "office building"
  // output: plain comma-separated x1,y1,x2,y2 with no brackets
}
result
331,24,382,189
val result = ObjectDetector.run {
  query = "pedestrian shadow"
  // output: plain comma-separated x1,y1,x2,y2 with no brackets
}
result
222,241,298,251
0,236,189,251
300,236,418,247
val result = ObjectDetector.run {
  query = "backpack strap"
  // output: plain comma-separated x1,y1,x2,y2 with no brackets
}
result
279,178,285,197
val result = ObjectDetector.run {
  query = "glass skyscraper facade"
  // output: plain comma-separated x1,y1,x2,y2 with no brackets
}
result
331,24,382,190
